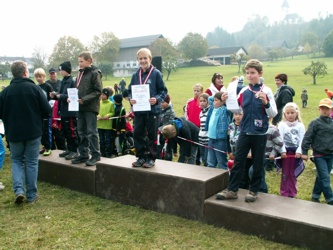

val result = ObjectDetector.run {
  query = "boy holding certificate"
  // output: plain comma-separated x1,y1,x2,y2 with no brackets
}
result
128,48,167,168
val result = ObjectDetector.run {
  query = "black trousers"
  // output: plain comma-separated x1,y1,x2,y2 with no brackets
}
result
61,117,78,152
228,134,267,193
133,113,159,160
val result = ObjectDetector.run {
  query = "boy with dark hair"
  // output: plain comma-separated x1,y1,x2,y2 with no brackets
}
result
97,88,115,158
50,61,79,160
112,94,126,156
216,59,277,202
71,51,102,166
158,94,176,161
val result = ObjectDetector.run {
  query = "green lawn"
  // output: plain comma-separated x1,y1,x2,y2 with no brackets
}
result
1,56,332,249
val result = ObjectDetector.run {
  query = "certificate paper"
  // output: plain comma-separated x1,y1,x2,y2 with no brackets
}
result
132,85,151,112
67,88,79,111
226,79,242,113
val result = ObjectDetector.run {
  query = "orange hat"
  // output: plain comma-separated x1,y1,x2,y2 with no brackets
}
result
318,98,332,108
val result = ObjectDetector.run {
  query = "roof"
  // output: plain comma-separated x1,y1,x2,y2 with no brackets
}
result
120,34,164,49
207,47,248,56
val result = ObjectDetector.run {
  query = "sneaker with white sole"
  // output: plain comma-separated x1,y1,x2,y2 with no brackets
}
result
143,159,155,168
216,190,238,200
245,191,258,202
132,158,145,167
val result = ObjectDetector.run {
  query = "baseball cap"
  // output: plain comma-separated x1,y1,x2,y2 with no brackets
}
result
49,68,56,73
318,98,332,108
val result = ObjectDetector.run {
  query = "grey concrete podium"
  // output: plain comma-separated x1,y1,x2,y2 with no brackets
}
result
38,151,98,195
204,189,333,249
95,155,228,220
38,151,333,248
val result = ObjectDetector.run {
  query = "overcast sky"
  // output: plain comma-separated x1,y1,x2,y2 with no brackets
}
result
1,0,330,57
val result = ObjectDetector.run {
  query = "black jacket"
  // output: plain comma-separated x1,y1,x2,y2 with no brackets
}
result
77,67,102,114
302,115,333,155
273,85,295,125
55,75,77,118
0,77,51,142
174,117,199,157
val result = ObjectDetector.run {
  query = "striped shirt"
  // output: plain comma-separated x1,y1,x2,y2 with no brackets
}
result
199,107,209,145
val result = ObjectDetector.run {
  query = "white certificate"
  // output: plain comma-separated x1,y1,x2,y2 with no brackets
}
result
67,88,79,111
226,79,242,113
132,85,151,112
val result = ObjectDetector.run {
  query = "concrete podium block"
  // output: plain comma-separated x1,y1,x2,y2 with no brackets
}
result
38,150,99,195
96,155,229,220
204,189,333,249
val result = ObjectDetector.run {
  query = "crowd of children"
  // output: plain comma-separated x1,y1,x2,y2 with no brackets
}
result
2,52,332,206
162,59,333,206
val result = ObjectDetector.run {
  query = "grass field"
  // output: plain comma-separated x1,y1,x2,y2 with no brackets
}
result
0,56,332,249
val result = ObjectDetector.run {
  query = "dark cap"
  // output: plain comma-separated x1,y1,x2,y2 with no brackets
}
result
59,61,72,74
113,94,123,104
102,88,110,98
49,68,56,73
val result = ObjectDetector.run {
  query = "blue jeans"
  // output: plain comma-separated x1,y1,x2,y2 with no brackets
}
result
207,138,228,170
77,111,100,158
313,155,333,203
9,137,41,202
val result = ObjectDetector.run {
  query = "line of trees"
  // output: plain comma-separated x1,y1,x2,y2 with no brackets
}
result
25,14,333,81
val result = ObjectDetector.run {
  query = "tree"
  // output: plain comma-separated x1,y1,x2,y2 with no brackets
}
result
150,38,178,60
323,30,333,57
150,38,179,80
97,62,113,80
267,50,279,61
48,36,85,70
0,62,10,79
89,32,120,65
31,46,47,70
230,53,250,73
178,33,208,60
303,42,312,57
302,61,328,85
162,60,178,81
247,44,266,60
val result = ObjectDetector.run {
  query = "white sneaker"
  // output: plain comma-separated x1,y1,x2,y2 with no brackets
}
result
331,169,333,175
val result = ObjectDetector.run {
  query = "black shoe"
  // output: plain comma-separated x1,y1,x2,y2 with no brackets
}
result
312,198,320,203
143,159,155,168
85,157,100,166
71,156,89,164
132,158,145,167
15,194,25,205
327,201,333,205
59,150,70,157
65,152,78,160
